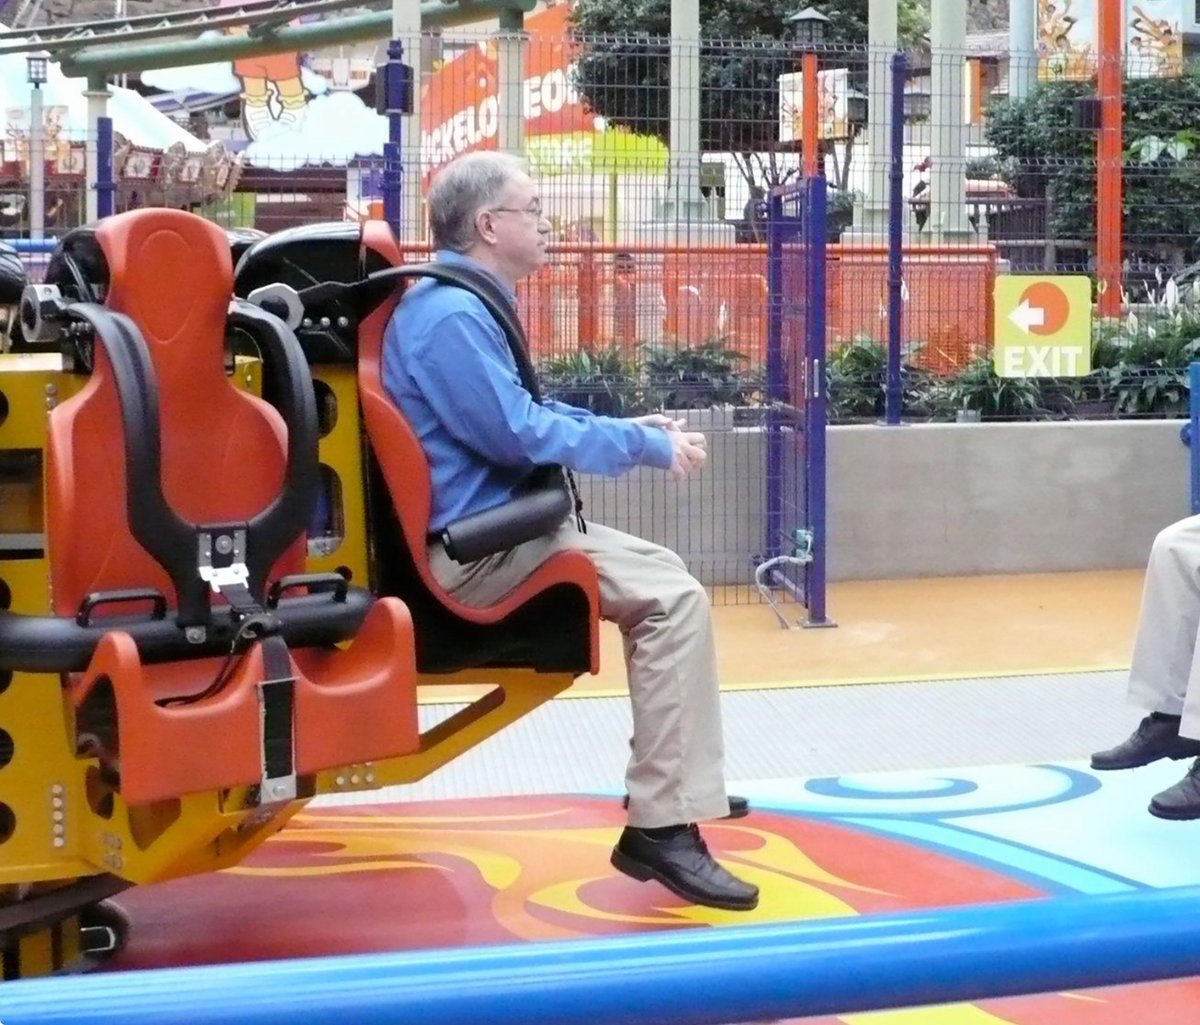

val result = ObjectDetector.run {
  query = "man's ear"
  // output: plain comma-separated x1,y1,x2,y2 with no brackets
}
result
475,208,498,246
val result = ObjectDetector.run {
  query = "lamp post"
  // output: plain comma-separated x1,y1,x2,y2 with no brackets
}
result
26,52,48,242
785,6,828,179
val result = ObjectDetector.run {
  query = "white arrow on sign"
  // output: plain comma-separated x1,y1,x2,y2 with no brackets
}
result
1009,299,1046,334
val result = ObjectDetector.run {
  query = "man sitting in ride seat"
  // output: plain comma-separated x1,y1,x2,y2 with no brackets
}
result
383,151,758,912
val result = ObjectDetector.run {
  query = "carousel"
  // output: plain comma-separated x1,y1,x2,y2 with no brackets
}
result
0,37,241,236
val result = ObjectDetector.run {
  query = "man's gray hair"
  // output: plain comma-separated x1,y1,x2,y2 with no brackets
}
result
427,152,529,253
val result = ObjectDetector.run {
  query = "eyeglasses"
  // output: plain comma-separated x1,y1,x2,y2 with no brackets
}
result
490,201,546,219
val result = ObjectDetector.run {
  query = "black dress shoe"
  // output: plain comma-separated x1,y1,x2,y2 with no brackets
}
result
610,824,759,911
621,793,751,819
1090,713,1200,770
1150,758,1200,820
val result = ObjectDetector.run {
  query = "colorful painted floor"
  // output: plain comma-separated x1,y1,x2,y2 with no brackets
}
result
105,758,1200,1023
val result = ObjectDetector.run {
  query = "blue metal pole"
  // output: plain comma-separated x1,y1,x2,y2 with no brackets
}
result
8,238,56,253
805,175,828,626
885,52,906,426
381,37,410,240
95,114,114,219
9,888,1200,1025
1190,361,1200,514
764,189,785,564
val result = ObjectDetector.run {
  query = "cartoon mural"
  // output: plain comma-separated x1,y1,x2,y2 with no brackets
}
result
142,42,387,168
218,0,309,140
419,3,666,178
778,68,851,144
1038,0,1092,79
232,51,308,139
1038,0,1184,81
1128,1,1184,77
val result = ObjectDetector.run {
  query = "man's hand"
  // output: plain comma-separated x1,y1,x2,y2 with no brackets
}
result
667,429,707,480
632,413,686,432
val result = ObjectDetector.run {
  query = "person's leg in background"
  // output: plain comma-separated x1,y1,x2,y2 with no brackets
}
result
1093,516,1200,816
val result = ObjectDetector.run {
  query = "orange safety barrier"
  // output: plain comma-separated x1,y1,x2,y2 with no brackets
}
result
396,241,998,374
827,245,997,374
662,250,769,365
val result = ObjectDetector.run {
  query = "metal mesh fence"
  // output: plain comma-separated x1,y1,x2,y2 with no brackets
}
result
20,20,1200,597
830,43,1200,425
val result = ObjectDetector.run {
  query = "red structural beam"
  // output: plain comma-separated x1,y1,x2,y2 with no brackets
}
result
1096,0,1124,319
802,52,820,179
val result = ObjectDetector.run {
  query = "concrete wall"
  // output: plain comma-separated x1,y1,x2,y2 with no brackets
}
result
827,420,1190,581
575,418,1191,584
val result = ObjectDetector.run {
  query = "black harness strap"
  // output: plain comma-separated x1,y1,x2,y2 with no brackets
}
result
67,300,320,627
259,633,296,790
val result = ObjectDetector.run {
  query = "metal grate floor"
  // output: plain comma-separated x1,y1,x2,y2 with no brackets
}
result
313,671,1137,807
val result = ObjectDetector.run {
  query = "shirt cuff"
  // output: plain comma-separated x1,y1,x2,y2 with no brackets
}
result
640,425,675,470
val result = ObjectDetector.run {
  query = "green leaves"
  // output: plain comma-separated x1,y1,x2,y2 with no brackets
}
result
538,340,760,414
984,66,1200,264
944,357,1048,419
539,345,641,417
641,339,760,409
825,301,1200,423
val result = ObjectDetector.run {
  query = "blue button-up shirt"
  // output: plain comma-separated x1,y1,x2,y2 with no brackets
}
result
382,250,674,532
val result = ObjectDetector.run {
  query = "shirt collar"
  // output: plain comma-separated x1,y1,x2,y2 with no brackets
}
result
433,249,517,303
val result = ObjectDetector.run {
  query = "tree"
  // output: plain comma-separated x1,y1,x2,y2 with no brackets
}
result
569,0,929,192
984,66,1200,277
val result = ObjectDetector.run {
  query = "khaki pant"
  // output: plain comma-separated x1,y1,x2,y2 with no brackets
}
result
1128,514,1200,739
429,518,730,827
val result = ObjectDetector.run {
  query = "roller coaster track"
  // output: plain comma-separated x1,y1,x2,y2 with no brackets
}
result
0,0,392,58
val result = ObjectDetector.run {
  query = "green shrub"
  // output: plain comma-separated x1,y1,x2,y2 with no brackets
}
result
1087,290,1200,416
539,346,644,417
943,357,1049,420
640,339,760,409
826,338,946,422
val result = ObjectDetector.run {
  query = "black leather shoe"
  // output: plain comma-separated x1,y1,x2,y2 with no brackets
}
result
1149,758,1200,819
611,824,759,911
622,793,751,819
1090,713,1200,770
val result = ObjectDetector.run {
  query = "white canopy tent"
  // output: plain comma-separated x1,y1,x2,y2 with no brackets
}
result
0,32,208,153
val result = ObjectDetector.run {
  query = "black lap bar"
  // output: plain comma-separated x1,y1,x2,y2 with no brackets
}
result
0,588,373,674
435,468,572,564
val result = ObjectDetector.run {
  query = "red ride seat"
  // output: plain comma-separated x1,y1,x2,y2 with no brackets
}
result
44,209,418,806
356,221,599,675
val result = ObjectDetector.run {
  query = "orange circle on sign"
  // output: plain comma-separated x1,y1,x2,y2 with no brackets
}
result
1018,281,1071,336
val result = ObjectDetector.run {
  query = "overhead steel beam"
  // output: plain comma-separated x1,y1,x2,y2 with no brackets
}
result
0,0,377,51
53,0,531,77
